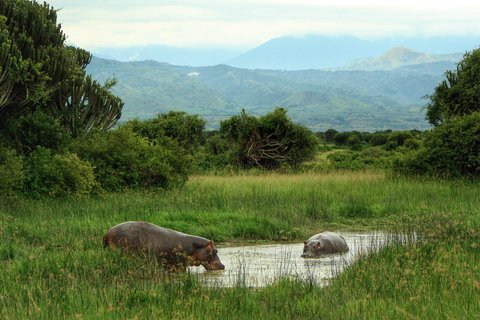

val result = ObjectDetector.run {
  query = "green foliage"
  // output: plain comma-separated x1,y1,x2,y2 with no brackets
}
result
0,145,25,196
369,132,389,146
125,111,205,152
396,112,480,177
196,133,232,171
24,147,97,198
324,147,408,171
87,57,440,131
1,110,70,155
0,0,71,119
0,2,123,136
426,48,480,126
220,108,318,169
51,71,124,137
324,128,338,143
71,127,189,191
1,173,479,318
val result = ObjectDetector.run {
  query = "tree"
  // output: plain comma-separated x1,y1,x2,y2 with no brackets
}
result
51,70,123,137
324,129,338,143
220,108,318,169
398,48,480,177
396,112,480,177
0,0,71,120
426,48,480,126
0,1,123,135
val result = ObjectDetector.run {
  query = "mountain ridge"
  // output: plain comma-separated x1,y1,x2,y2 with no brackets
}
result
225,35,478,70
344,47,463,71
86,53,458,131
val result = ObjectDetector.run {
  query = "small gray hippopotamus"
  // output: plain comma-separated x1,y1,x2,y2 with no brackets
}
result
103,221,225,271
301,231,349,258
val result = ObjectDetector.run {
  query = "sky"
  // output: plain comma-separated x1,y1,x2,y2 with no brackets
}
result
47,0,480,50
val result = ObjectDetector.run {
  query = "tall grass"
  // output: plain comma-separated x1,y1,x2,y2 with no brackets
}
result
1,171,479,319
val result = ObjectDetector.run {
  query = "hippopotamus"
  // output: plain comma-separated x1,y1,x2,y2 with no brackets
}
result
103,221,225,271
301,231,349,258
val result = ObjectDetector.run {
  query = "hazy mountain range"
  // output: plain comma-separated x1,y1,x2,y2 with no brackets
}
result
85,35,479,131
86,49,459,131
92,35,479,70
344,47,463,71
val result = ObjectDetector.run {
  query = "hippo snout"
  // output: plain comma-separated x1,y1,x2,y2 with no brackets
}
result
206,261,225,271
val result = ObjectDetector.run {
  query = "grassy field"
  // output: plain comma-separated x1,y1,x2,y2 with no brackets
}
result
1,171,479,319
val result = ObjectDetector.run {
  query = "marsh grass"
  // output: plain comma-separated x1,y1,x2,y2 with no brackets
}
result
1,171,479,319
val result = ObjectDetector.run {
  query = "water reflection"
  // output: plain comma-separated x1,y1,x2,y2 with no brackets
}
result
187,231,399,287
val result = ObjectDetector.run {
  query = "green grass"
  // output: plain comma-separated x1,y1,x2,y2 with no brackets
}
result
1,171,479,319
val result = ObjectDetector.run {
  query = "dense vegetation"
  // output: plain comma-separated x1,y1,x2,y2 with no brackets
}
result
1,1,479,319
1,173,479,318
86,57,452,131
397,49,480,178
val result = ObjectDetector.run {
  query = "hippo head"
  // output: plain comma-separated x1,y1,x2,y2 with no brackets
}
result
191,241,225,271
301,240,322,258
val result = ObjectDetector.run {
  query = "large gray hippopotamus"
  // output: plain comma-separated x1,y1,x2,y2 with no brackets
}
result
301,231,349,258
103,221,225,271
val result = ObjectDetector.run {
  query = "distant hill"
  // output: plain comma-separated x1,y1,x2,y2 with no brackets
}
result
86,57,459,131
345,47,463,71
225,35,478,70
92,44,243,67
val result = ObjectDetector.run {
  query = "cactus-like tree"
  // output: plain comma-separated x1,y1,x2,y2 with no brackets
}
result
0,0,122,135
0,0,68,118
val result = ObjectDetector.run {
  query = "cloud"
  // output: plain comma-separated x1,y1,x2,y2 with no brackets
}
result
49,0,480,49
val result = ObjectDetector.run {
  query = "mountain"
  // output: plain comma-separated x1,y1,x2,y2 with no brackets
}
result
86,56,458,131
92,44,243,67
90,35,479,70
345,47,463,71
225,35,479,70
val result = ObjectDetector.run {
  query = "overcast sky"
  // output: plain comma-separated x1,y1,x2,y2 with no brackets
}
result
47,0,480,50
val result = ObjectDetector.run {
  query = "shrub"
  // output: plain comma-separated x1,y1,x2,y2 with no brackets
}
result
369,133,389,146
0,146,25,196
327,151,365,170
24,148,97,198
220,108,318,169
395,112,480,177
71,127,189,191
125,111,205,153
1,110,71,155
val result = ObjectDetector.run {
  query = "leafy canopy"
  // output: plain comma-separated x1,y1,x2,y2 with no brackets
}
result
426,48,480,126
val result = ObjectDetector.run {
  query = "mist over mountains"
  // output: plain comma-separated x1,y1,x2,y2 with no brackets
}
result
86,55,457,131
85,35,478,131
92,35,479,70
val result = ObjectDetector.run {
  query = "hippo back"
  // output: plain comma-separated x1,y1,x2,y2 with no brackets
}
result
103,221,225,271
302,231,349,257
310,231,348,253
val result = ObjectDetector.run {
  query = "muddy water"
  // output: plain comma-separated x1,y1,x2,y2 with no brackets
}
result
187,231,398,287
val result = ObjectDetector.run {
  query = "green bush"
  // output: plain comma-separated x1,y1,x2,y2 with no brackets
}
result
71,127,189,191
220,108,318,169
125,111,205,153
1,110,71,155
0,146,25,196
395,112,480,177
24,148,97,198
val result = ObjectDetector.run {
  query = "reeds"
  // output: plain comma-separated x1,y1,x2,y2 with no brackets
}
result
0,171,479,319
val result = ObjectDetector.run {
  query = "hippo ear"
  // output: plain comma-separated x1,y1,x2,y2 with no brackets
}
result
206,240,214,249
304,241,307,245
315,242,321,249
193,240,214,249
